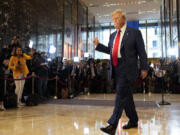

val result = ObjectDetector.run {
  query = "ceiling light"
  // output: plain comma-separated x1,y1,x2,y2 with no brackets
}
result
84,127,90,134
102,1,144,7
104,14,110,17
138,1,146,4
141,0,146,3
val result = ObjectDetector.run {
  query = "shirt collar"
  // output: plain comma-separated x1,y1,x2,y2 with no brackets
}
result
117,24,127,33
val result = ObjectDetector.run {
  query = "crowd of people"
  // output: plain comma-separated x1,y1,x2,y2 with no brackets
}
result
1,36,180,111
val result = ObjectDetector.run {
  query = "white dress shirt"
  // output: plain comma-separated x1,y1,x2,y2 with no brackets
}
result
112,24,127,58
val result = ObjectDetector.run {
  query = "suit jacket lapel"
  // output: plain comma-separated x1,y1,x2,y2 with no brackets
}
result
120,27,129,50
110,32,117,50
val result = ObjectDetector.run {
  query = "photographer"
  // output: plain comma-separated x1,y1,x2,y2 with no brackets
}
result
8,47,33,107
9,36,22,50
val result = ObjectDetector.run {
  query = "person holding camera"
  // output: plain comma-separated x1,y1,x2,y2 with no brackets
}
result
9,47,33,107
10,36,22,49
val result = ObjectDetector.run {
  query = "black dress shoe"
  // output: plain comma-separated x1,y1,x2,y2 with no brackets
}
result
123,121,138,129
100,125,116,135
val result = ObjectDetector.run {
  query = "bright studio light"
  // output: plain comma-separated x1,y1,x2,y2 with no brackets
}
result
84,52,89,58
29,40,33,48
74,57,79,62
49,45,56,54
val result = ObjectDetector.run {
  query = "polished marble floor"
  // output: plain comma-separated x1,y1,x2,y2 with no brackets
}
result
0,93,180,135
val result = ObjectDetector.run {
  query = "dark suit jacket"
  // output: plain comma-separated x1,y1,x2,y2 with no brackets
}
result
96,26,148,81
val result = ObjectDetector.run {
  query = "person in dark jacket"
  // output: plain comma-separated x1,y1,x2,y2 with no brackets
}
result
0,59,10,111
35,52,49,99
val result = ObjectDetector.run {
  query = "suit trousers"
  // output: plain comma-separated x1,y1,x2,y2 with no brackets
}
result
108,59,138,127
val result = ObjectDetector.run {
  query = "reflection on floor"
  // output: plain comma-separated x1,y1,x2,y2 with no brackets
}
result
0,94,180,135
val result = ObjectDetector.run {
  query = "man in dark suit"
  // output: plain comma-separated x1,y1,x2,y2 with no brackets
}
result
93,9,148,134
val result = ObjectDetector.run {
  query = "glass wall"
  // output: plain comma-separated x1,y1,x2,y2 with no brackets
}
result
77,1,88,58
139,20,162,58
160,0,179,58
63,0,89,59
171,0,179,58
95,23,111,59
94,23,103,59
64,0,73,59
88,13,95,58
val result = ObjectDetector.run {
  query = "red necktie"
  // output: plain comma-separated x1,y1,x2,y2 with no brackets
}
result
112,30,121,66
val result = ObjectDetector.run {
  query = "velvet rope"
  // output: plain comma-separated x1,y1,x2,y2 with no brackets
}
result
0,75,33,81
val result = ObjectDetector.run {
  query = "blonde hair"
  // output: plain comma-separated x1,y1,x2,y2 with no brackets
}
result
112,9,126,19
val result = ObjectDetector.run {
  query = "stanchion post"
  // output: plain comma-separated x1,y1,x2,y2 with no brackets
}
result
4,78,7,96
158,76,171,105
54,75,58,99
32,72,35,95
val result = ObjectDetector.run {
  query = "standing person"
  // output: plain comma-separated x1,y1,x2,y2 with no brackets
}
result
35,52,49,100
93,9,148,134
0,59,10,111
9,47,33,107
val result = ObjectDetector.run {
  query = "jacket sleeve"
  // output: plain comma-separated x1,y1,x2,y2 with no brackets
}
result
9,56,15,71
23,53,32,60
135,29,148,70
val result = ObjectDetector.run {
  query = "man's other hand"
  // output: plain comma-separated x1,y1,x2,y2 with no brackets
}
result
141,70,147,79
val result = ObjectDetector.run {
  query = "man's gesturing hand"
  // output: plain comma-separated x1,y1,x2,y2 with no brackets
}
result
93,37,99,46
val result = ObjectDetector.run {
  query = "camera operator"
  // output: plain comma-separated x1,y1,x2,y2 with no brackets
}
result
8,47,34,107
